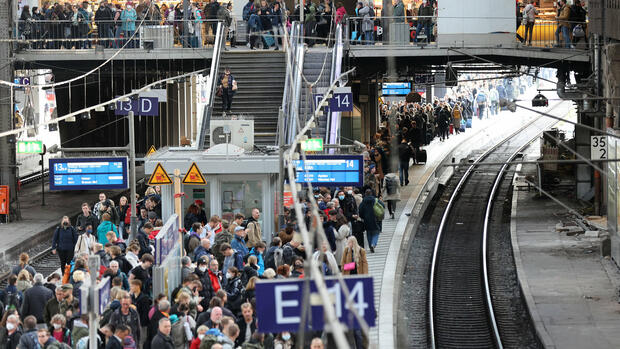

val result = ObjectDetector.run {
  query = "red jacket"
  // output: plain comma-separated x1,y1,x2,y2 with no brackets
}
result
208,269,221,293
189,338,201,349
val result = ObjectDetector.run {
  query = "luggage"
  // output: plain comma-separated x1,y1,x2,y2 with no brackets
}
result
263,34,275,47
466,118,472,128
449,124,454,135
459,124,466,133
416,149,427,163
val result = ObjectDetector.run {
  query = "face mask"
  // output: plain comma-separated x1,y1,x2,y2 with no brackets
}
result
226,272,233,279
282,334,291,341
338,196,345,200
347,190,353,195
199,266,207,272
86,229,92,234
53,324,61,330
314,194,319,198
63,222,69,227
6,323,15,331
198,334,205,340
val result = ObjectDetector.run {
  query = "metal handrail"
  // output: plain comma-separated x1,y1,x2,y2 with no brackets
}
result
197,21,224,149
326,23,344,146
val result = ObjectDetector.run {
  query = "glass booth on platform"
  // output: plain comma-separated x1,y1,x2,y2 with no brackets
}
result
144,147,279,241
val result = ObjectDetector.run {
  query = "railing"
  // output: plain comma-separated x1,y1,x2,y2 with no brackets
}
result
197,21,224,149
326,24,344,146
343,15,589,50
283,22,305,145
14,18,224,50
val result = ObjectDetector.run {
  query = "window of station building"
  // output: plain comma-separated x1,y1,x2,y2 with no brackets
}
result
183,185,211,226
220,180,263,225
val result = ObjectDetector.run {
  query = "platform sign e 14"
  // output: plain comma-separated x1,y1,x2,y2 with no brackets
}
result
255,276,375,333
591,136,607,160
49,157,128,191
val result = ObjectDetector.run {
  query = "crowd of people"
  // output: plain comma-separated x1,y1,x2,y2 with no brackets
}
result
15,0,589,50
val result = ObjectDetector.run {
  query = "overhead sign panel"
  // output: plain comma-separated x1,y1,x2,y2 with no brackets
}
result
301,138,324,152
292,155,364,187
17,140,43,154
182,162,206,185
255,276,375,333
382,82,411,96
149,163,172,185
115,97,159,116
49,157,128,191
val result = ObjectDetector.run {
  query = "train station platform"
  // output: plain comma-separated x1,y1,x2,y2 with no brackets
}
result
512,158,620,348
0,178,127,265
370,93,547,347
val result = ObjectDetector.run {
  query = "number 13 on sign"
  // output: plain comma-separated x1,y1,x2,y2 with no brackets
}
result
591,136,607,160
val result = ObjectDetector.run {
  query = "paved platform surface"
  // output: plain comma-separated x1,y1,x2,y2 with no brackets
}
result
512,182,620,348
0,178,126,261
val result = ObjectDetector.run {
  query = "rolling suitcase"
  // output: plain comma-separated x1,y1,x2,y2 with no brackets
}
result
459,124,466,133
466,118,472,128
449,124,454,135
416,149,427,164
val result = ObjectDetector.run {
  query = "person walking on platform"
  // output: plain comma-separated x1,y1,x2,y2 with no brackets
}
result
51,216,78,272
382,173,401,219
358,189,384,253
397,138,412,186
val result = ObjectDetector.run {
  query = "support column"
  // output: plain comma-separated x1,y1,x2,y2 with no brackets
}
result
358,78,378,143
0,0,17,220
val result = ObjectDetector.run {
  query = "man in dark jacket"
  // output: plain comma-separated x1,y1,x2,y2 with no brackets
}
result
145,300,169,349
136,223,153,258
17,316,37,349
21,274,53,324
109,294,141,345
76,203,99,232
357,189,383,253
235,302,258,346
94,1,113,47
43,284,64,328
106,324,128,349
151,318,174,349
416,0,433,43
397,138,413,186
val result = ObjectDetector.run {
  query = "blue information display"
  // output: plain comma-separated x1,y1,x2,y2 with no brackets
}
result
49,157,128,191
382,82,411,96
292,155,363,187
255,276,375,333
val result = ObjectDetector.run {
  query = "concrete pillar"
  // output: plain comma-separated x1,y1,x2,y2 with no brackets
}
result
359,78,378,143
0,0,17,220
575,113,594,200
603,43,620,262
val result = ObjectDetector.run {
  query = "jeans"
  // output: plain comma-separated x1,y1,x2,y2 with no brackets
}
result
524,21,534,44
399,161,409,186
367,230,380,248
416,22,430,43
124,30,135,48
561,26,571,48
364,31,373,45
222,89,233,112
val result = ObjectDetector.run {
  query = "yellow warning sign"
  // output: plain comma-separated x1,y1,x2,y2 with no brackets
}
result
182,162,206,185
146,145,157,157
148,163,172,185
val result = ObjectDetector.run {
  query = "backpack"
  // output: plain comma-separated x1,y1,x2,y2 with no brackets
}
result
199,334,223,349
373,199,385,221
476,93,486,104
386,176,398,196
171,316,187,348
4,290,21,311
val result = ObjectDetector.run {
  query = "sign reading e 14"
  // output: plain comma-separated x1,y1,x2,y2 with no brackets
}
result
313,87,354,112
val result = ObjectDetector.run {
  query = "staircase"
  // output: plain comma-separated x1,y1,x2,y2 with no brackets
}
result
298,49,333,141
205,51,286,147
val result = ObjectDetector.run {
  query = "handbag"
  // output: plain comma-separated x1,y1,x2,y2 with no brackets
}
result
573,24,585,38
343,262,356,271
232,80,238,92
216,86,223,97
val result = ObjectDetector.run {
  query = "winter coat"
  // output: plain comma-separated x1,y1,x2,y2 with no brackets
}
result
382,173,401,201
151,332,174,349
358,6,373,32
52,225,78,252
245,217,262,248
334,224,350,266
224,276,244,313
97,221,118,245
341,246,368,275
21,282,53,323
120,8,137,31
358,195,383,233
393,1,405,21
76,213,99,232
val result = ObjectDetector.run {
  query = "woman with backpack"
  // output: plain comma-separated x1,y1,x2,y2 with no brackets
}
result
357,189,384,253
382,172,401,220
52,216,78,272
223,267,244,315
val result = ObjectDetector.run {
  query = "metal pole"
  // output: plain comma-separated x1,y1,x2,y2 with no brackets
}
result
40,153,45,206
88,255,100,349
128,111,138,243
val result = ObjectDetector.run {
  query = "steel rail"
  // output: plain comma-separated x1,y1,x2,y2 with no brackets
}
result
428,101,564,349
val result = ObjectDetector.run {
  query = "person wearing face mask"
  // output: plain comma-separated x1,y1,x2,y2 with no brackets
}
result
338,187,359,223
1,314,22,349
189,325,208,349
223,267,244,314
274,331,294,349
51,216,78,272
74,224,95,256
50,314,71,346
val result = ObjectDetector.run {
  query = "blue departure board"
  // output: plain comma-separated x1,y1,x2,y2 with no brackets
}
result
292,155,364,187
49,157,129,191
382,82,411,96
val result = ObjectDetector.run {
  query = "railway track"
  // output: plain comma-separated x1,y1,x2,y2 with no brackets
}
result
428,106,563,348
0,247,57,288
